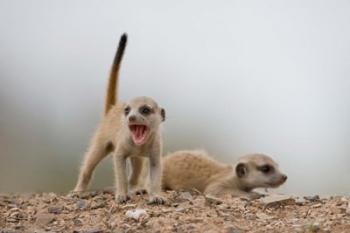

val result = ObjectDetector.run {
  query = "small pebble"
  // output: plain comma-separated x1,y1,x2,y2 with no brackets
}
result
125,209,147,220
48,206,63,214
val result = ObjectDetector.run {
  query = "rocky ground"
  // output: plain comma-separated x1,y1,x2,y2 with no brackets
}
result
1,189,350,233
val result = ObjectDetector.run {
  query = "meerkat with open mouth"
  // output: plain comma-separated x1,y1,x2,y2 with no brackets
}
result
162,150,287,198
73,34,166,204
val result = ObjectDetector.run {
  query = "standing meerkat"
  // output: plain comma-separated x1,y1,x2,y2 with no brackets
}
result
162,150,287,198
73,33,166,204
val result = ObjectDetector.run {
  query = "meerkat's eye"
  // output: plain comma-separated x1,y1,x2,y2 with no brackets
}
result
260,165,274,174
139,105,152,115
124,106,130,115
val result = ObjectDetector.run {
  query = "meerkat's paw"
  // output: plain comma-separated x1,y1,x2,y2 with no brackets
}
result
73,186,84,193
148,195,166,205
247,192,265,200
116,193,130,204
67,190,80,198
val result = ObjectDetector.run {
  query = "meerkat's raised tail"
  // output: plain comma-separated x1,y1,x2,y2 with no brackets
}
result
104,33,128,115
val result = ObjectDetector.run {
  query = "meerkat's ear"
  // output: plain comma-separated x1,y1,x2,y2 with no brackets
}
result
160,108,166,122
235,163,248,178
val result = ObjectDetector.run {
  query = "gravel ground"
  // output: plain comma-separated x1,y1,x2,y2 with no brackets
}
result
1,190,350,233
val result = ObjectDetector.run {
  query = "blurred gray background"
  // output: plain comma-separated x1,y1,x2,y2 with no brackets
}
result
0,0,349,195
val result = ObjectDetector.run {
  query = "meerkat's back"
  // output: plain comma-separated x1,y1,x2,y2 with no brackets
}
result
162,150,231,192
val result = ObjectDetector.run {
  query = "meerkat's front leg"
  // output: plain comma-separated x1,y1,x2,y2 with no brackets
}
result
228,189,264,199
129,156,147,195
148,149,165,204
113,151,129,203
204,184,263,199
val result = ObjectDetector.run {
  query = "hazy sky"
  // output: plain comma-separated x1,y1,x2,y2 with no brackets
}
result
0,0,349,195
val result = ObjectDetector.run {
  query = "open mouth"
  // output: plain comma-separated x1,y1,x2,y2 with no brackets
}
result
129,125,148,145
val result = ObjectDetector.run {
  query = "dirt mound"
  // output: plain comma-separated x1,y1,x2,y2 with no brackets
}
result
1,190,349,233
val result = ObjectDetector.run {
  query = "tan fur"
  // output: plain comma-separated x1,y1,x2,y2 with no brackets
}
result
73,34,166,204
162,150,287,198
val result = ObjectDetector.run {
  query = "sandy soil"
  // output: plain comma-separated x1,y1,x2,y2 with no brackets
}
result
1,190,349,233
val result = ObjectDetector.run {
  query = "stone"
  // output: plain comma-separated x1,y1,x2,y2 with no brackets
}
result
171,203,179,207
76,199,88,210
346,202,350,215
245,213,256,220
304,222,320,232
1,229,18,233
304,195,320,202
125,209,147,220
80,191,98,199
256,212,273,220
292,224,304,233
81,227,103,233
204,195,223,205
179,192,193,201
225,226,241,233
161,208,173,213
312,203,322,208
90,200,105,209
175,206,186,212
120,203,136,209
295,197,306,205
73,218,83,226
35,213,55,226
112,228,125,233
48,206,63,214
260,194,295,208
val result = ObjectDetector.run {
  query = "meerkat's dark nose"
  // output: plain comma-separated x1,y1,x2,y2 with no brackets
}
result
282,174,288,181
129,115,136,122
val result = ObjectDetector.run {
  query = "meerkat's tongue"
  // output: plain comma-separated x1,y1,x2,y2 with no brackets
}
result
130,125,147,145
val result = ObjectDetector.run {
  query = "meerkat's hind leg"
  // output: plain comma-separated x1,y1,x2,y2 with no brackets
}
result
128,156,148,195
73,140,110,192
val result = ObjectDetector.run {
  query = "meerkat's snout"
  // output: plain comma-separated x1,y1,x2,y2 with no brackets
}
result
281,174,288,183
257,163,287,187
128,115,137,123
272,173,288,187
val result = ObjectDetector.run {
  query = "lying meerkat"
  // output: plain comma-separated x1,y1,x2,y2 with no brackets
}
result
162,150,287,198
73,33,166,204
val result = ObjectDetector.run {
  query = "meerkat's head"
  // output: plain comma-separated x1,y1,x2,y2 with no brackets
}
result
234,153,287,191
123,96,165,145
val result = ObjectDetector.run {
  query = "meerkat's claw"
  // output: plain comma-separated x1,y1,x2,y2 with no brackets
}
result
135,189,148,195
129,186,148,196
148,195,166,205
